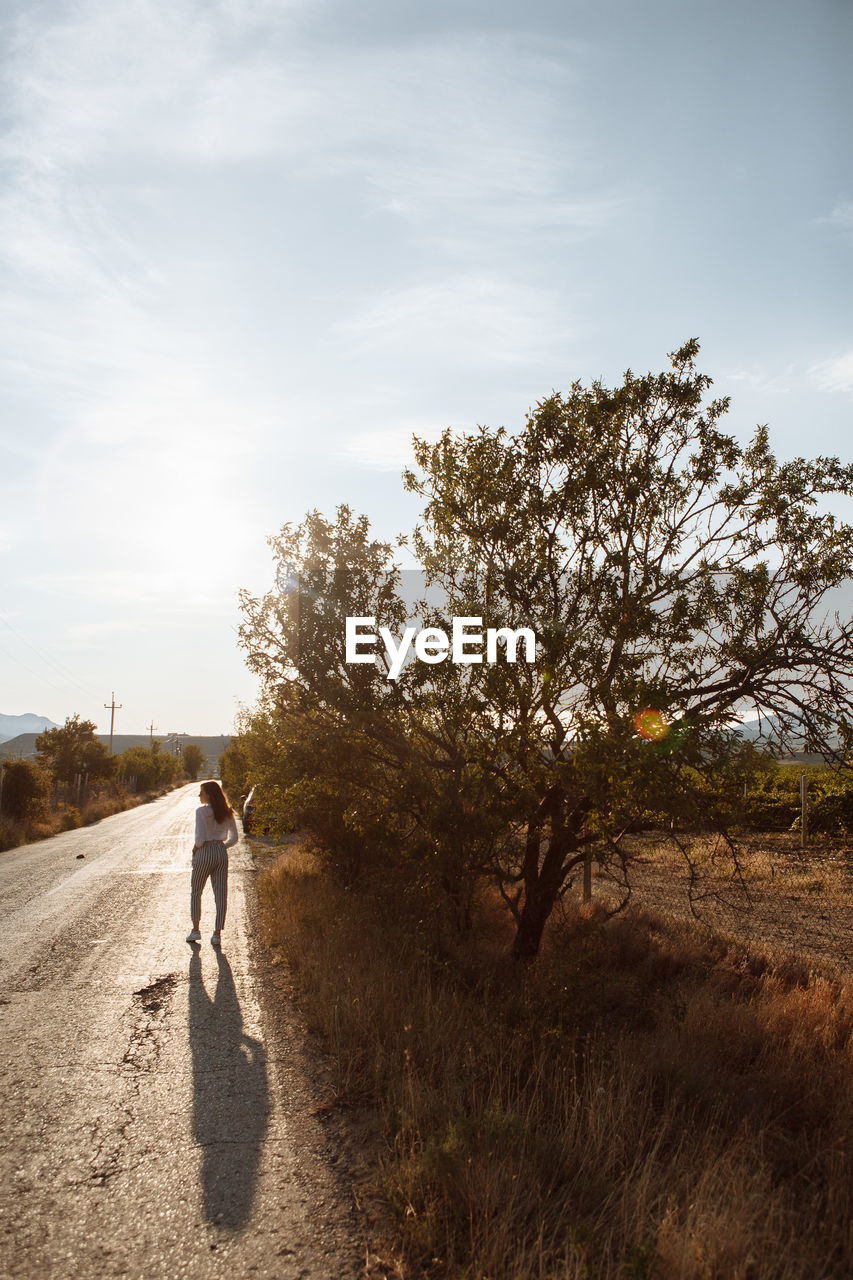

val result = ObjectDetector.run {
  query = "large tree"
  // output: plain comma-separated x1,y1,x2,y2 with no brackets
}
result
404,339,853,955
239,342,853,958
117,741,182,792
181,743,205,781
238,507,506,915
35,715,114,787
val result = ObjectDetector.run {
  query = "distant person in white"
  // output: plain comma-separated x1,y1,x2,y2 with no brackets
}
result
186,780,239,947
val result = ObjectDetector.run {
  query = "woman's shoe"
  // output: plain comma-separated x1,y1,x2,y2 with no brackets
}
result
186,929,201,943
211,932,221,947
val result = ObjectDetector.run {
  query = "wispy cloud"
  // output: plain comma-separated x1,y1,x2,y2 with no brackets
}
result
339,421,455,472
1,1,314,169
345,35,629,249
0,4,623,304
725,366,794,396
336,273,575,370
819,199,853,239
809,351,853,396
0,1,615,472
1,6,594,182
23,567,243,614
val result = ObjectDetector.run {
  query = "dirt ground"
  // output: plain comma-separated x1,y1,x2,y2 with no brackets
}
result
578,831,853,976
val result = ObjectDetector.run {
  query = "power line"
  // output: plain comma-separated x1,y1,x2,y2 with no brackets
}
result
0,614,101,700
0,637,72,701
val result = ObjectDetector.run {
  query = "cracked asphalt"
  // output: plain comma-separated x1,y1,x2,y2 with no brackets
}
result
0,783,364,1279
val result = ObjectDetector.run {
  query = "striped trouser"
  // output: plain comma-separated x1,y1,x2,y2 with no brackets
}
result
190,840,229,931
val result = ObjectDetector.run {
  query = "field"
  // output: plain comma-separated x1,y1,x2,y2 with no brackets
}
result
587,832,853,977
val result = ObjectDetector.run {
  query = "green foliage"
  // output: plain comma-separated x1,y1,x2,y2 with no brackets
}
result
401,339,853,954
219,737,251,803
0,759,50,821
238,698,411,877
735,764,853,835
807,784,853,835
239,505,507,917
117,741,181,792
239,342,853,958
35,714,115,786
181,742,205,781
795,769,853,836
740,768,801,830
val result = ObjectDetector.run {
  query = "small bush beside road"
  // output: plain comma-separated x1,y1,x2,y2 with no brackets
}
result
0,759,50,823
0,779,183,852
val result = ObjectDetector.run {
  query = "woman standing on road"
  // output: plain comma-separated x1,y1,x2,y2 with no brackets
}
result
186,780,239,947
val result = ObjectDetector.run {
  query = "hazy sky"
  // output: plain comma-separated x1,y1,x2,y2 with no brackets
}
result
1,0,851,735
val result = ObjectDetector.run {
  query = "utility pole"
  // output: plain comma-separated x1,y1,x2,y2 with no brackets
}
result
104,692,123,754
147,721,157,744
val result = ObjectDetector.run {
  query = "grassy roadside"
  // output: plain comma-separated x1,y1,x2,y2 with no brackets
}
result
0,783,182,852
258,842,853,1280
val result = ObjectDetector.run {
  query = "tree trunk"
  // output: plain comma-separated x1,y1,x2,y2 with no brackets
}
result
510,790,589,960
511,882,557,960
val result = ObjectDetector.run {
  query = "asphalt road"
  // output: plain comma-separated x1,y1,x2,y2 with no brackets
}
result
0,784,362,1279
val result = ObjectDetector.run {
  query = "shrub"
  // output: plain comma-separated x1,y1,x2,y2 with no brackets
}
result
219,737,252,808
0,815,23,852
803,776,853,835
58,805,82,831
118,743,181,792
737,765,853,834
0,759,50,822
742,772,801,830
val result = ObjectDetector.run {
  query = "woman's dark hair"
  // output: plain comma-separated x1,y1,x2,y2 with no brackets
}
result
201,780,234,824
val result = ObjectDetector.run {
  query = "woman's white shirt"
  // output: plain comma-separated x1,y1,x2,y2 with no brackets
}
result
194,805,239,848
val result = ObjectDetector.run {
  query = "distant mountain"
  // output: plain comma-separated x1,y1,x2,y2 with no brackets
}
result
0,713,59,744
736,715,846,764
737,715,786,742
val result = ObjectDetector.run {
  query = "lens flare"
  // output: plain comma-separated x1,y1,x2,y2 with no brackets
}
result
633,708,669,741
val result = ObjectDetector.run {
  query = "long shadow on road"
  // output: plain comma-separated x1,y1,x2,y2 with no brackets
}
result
188,947,269,1228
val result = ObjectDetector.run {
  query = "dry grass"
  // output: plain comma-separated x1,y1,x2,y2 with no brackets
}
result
259,845,853,1279
589,833,853,976
0,784,176,852
626,831,853,895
